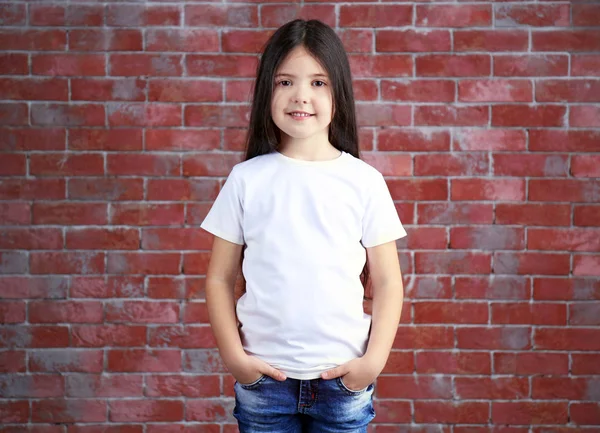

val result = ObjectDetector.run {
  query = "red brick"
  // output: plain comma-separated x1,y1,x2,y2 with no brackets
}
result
415,302,488,324
0,53,28,75
387,179,447,201
69,29,142,51
530,179,600,203
404,227,446,250
108,4,181,26
109,400,184,422
356,104,411,127
106,301,179,324
33,54,105,76
141,228,212,250
380,351,414,374
0,202,30,225
455,30,528,52
0,301,25,323
186,399,235,422
66,374,143,398
361,153,411,177
534,277,600,301
569,302,600,326
495,252,570,276
31,4,103,26
572,354,600,375
352,79,378,101
0,276,68,299
451,226,524,250
417,351,490,375
30,252,105,275
415,106,488,126
0,374,63,399
415,401,489,424
110,203,185,227
147,129,220,151
452,178,525,201
148,326,215,348
0,29,66,51
0,3,25,25
339,30,373,54
494,352,568,375
378,129,450,152
183,301,210,322
417,55,490,77
187,55,258,78
528,228,600,252
417,153,489,177
182,252,212,276
147,29,219,53
107,252,180,275
0,401,28,423
30,153,104,176
147,426,218,433
377,375,452,399
575,205,600,227
67,228,140,251
29,350,103,373
108,103,181,127
459,79,531,102
418,203,493,225
457,327,531,350
32,203,106,226
107,153,180,176
492,402,567,425
110,54,183,77
536,372,600,398
340,5,412,27
533,30,600,52
530,130,600,152
456,377,528,400
494,54,568,77
574,255,600,277
455,276,530,300
146,179,219,201
146,374,220,397
536,80,600,103
0,78,68,101
0,154,25,175
222,30,272,53
31,400,106,423
72,325,146,348
494,153,568,177
573,4,600,26
381,80,454,102
393,326,454,349
31,103,105,127
496,204,570,227
1,178,65,200
0,128,65,152
491,302,566,325
149,79,221,103
72,78,145,102
453,129,526,152
377,30,450,53
29,301,103,324
492,105,565,127
0,102,28,126
350,55,413,78
70,129,140,152
495,4,569,27
535,328,600,350
572,55,600,77
185,5,257,27
262,5,337,27
373,400,411,424
417,5,491,27
0,252,27,276
107,349,182,373
185,105,249,128
571,106,600,127
415,252,491,275
571,403,600,425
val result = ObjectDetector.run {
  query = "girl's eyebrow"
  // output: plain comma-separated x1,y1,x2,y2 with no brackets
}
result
275,73,328,78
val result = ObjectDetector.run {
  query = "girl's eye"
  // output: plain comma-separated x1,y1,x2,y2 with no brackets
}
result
278,80,292,86
313,81,326,87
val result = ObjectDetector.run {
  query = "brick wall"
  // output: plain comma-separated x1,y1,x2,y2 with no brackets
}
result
1,1,599,431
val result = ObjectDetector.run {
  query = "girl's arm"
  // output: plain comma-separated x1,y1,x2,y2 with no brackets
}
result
321,240,403,388
205,236,286,382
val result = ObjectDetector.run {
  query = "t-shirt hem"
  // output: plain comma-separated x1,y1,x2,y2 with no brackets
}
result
362,228,407,248
200,224,244,245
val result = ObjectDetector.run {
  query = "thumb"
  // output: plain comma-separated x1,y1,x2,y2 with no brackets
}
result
321,364,349,380
255,359,287,381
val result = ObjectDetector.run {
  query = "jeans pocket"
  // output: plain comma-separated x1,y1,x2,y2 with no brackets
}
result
337,377,370,395
237,374,267,390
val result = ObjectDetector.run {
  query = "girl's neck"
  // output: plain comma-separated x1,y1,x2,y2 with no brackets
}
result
278,134,341,162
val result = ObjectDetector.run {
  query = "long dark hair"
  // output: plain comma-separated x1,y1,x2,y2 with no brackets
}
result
235,19,372,300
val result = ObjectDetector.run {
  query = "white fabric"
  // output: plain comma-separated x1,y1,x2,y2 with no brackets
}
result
201,150,406,379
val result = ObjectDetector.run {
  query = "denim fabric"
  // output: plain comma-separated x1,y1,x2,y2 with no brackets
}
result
233,375,376,433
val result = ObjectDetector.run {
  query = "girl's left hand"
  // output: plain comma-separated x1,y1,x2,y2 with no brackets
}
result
320,356,382,391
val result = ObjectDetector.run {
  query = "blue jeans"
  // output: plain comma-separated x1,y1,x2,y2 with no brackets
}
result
233,375,376,433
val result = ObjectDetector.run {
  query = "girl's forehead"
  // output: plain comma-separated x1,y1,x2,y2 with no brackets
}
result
276,46,328,76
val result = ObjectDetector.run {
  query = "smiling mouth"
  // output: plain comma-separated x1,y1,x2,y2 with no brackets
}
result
287,112,314,117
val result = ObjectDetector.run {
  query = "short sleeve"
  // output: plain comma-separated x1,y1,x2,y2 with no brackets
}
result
200,167,244,245
361,173,407,248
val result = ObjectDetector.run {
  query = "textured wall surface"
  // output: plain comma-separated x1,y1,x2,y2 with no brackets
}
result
0,0,599,432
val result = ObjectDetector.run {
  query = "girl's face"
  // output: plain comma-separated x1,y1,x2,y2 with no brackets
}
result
270,46,334,147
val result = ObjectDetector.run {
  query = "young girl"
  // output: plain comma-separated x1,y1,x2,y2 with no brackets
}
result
201,19,406,433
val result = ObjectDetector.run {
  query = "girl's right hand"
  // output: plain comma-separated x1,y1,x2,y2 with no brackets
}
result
230,354,287,383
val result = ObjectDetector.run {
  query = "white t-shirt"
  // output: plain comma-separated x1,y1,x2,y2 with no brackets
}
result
201,150,406,379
